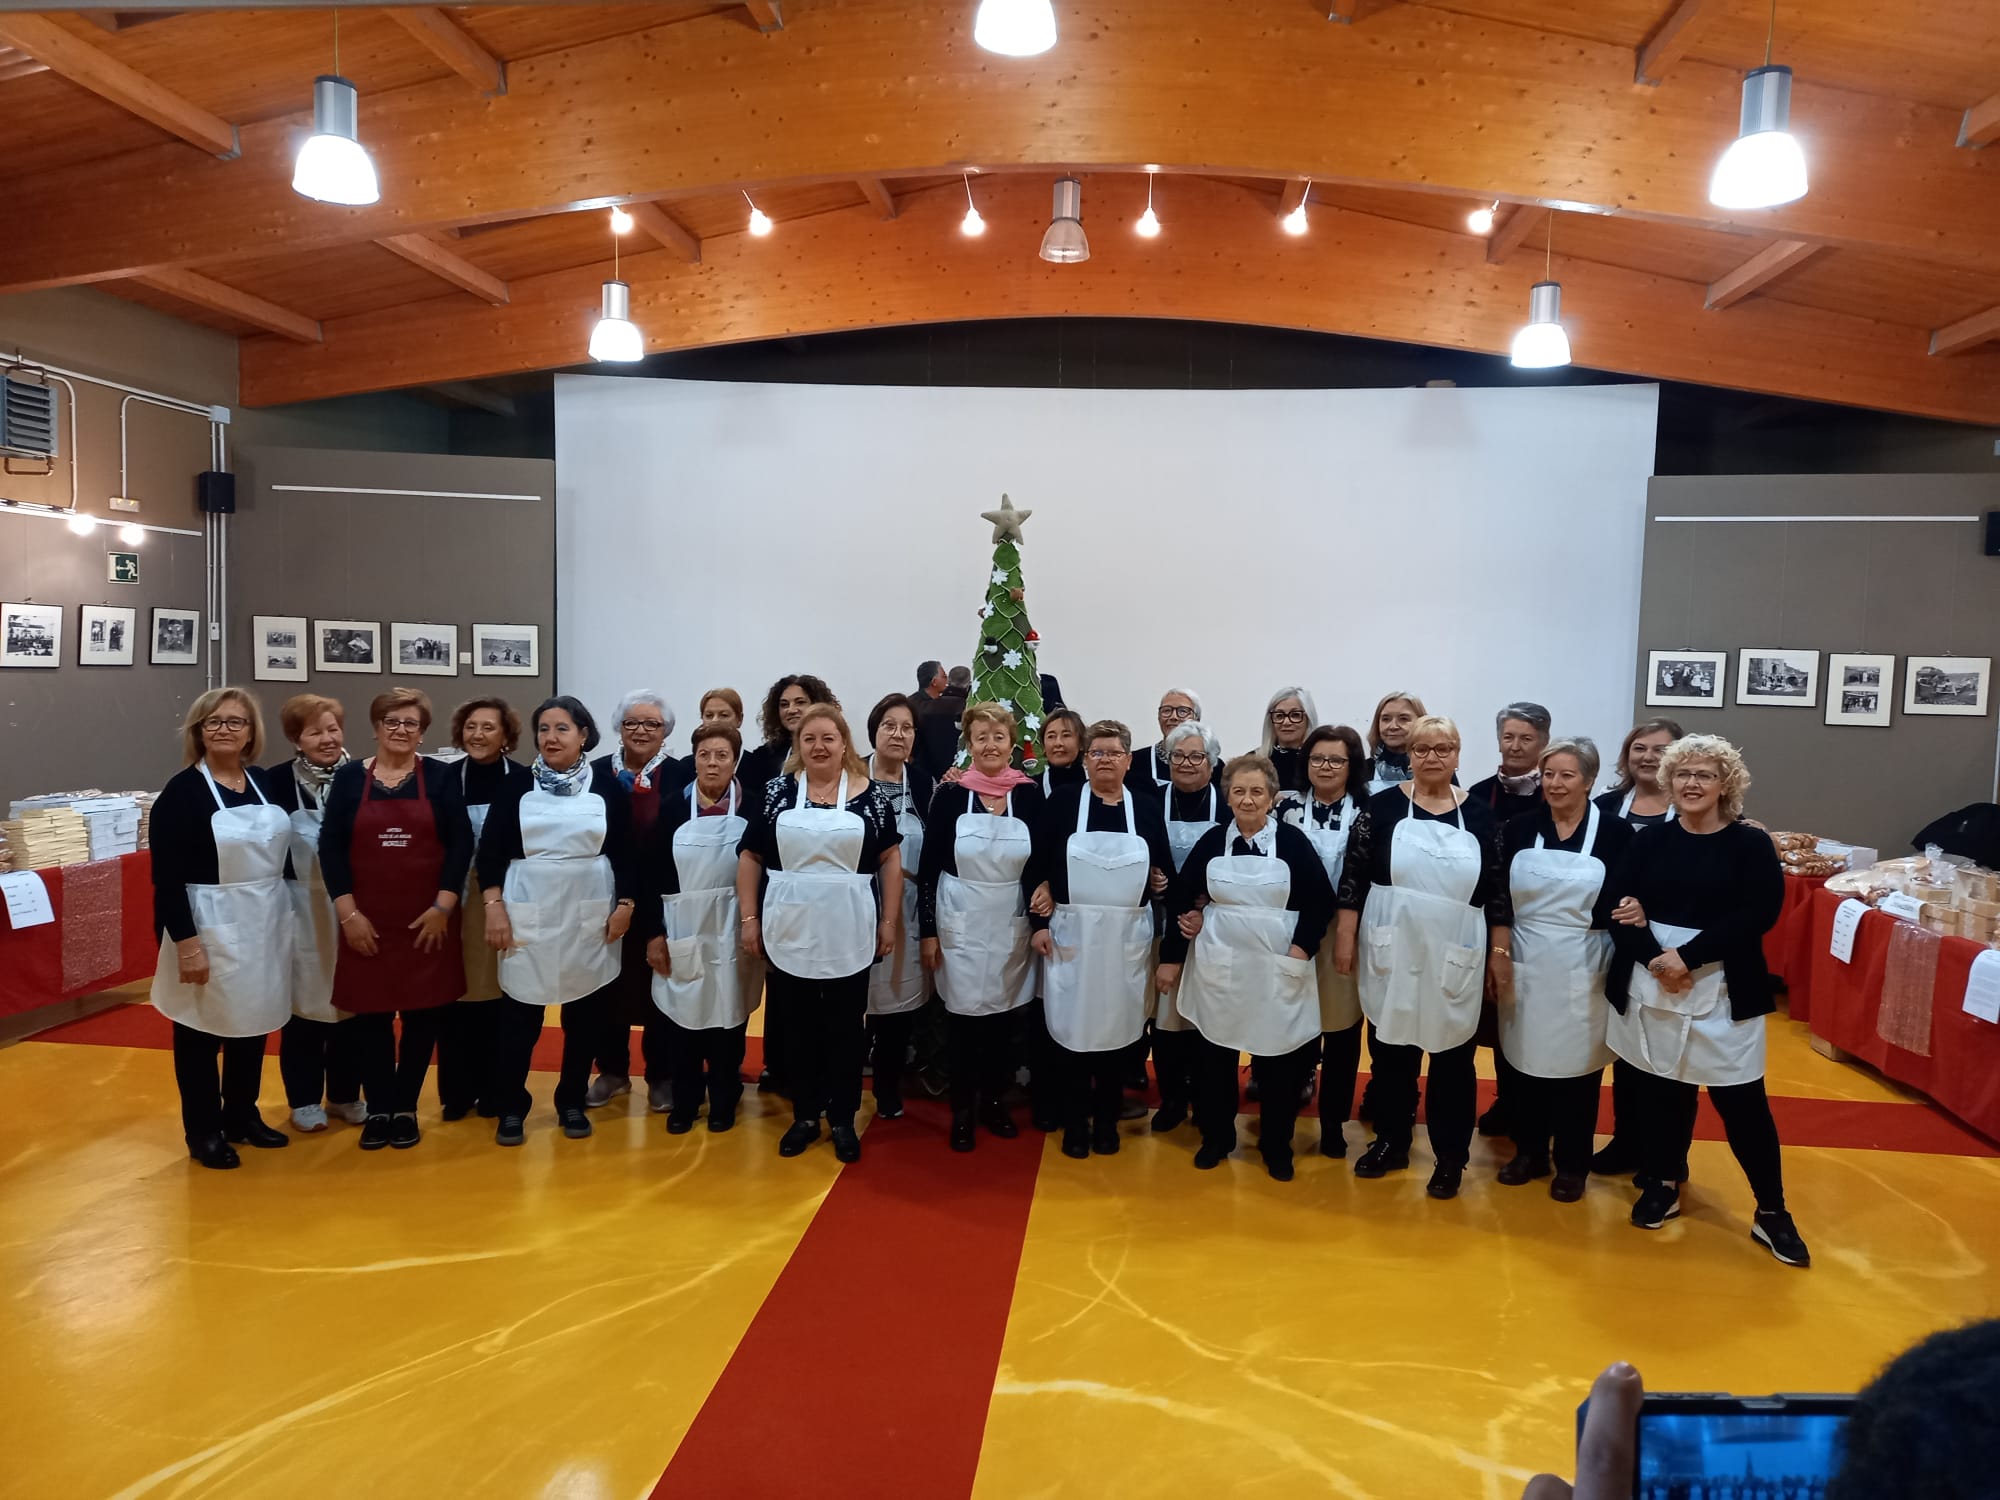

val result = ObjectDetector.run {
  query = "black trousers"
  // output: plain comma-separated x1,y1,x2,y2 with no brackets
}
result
595,933,672,1084
767,966,870,1125
1317,1022,1363,1127
664,1017,747,1117
277,1015,361,1109
868,1009,918,1101
763,967,800,1093
946,1007,1018,1115
436,1000,506,1114
1019,998,1060,1121
1058,1038,1139,1135
1629,1067,1787,1211
1189,1034,1319,1160
1489,1045,1524,1118
171,1022,268,1142
1150,1022,1197,1108
1367,1033,1478,1168
348,1007,447,1114
1511,1068,1605,1177
1603,1057,1642,1153
493,988,612,1117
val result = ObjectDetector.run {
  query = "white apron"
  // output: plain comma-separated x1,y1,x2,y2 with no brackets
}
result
1357,792,1487,1053
1607,919,1766,1086
498,785,620,1008
1500,805,1614,1079
868,765,928,1016
1043,790,1153,1052
1175,823,1318,1056
1289,793,1362,1032
152,765,294,1039
763,772,878,981
1152,783,1218,1031
653,785,759,1029
935,788,1035,1016
286,774,344,1023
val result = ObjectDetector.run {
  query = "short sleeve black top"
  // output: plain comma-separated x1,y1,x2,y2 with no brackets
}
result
1026,784,1174,930
1335,786,1512,927
150,762,286,943
317,757,475,902
1500,805,1634,929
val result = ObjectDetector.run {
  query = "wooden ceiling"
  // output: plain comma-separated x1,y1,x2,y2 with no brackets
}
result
0,1,1996,420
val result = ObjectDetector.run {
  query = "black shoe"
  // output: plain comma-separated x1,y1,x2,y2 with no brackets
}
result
187,1133,241,1170
1476,1102,1511,1138
1631,1182,1682,1229
1151,1100,1188,1132
1193,1142,1232,1170
476,1101,501,1120
1091,1123,1120,1156
708,1105,736,1133
666,1114,697,1135
1319,1127,1348,1158
757,1068,778,1093
1353,1140,1410,1178
1550,1173,1587,1203
1061,1130,1091,1159
1032,1108,1062,1132
358,1115,394,1151
1497,1153,1551,1186
559,1107,592,1139
1262,1152,1295,1182
830,1124,861,1163
440,1102,473,1122
1751,1209,1811,1267
873,1090,904,1121
389,1114,420,1149
980,1104,1019,1139
224,1116,289,1149
779,1120,820,1157
1427,1164,1464,1199
495,1114,526,1147
1590,1138,1639,1176
950,1112,977,1152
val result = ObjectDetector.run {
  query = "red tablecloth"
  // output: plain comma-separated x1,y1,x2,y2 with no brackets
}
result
1806,884,2000,1143
0,852,156,1018
1763,872,1827,1018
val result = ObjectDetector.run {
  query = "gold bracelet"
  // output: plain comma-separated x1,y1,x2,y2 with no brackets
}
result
1489,946,1511,957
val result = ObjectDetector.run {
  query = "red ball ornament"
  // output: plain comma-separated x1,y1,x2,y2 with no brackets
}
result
1025,629,1040,643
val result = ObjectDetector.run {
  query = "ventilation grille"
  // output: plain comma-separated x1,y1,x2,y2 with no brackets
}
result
0,374,59,459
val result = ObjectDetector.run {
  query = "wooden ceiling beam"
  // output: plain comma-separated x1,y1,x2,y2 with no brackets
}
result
132,267,320,342
625,201,701,263
1959,92,2000,149
0,14,236,157
1634,0,1709,87
1486,204,1550,265
741,1,783,31
1929,305,2000,357
384,7,506,96
0,47,49,82
1704,239,1819,309
856,177,899,220
375,232,510,304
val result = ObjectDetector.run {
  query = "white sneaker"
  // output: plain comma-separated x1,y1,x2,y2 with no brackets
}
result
330,1099,369,1125
291,1104,329,1132
584,1073,631,1108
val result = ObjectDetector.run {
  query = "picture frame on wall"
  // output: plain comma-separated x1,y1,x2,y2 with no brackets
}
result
150,607,201,666
253,614,308,682
1735,648,1820,708
2,602,62,668
1825,654,1894,727
391,621,458,677
78,604,136,666
314,619,382,674
472,623,538,677
1645,649,1726,709
1904,656,1991,717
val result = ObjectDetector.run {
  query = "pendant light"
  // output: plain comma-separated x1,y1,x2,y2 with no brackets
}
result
588,220,643,363
960,173,987,237
744,191,774,237
1509,215,1571,369
1282,180,1311,236
1039,177,1088,264
66,512,96,536
609,206,634,234
973,0,1057,57
1466,201,1497,235
119,523,145,546
1709,1,1807,210
1134,174,1161,239
292,14,380,206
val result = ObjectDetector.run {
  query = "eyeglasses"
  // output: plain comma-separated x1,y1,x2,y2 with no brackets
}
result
622,718,665,733
1308,755,1349,770
380,717,423,733
1270,709,1307,724
1085,748,1129,762
1670,769,1720,786
202,716,250,732
1410,745,1455,760
1158,704,1196,721
1168,752,1210,768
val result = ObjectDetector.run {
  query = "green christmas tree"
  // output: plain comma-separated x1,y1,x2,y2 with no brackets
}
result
966,495,1046,771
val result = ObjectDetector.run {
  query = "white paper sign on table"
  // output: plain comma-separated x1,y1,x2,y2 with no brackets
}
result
1879,892,1925,924
1963,950,2000,1025
0,870,54,929
1829,898,1869,965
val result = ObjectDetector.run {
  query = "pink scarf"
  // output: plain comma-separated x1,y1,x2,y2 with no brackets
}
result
959,764,1032,796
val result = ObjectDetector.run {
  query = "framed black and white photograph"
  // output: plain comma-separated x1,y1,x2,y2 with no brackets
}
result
2,602,62,668
150,607,201,666
1825,654,1894,727
314,619,382,674
1735,648,1820,708
472,622,538,677
78,605,136,666
1904,656,1990,717
1645,649,1725,709
253,614,307,682
391,621,458,677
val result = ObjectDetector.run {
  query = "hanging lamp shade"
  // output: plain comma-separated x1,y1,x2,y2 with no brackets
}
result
292,76,379,206
1509,281,1572,369
1039,177,1089,264
1709,65,1808,210
588,281,644,363
974,0,1057,56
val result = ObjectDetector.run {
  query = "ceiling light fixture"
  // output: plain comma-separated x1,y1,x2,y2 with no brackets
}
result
973,0,1057,57
1039,177,1089,264
1134,173,1161,239
1709,1,1807,210
609,207,634,234
1467,201,1498,235
588,221,643,363
1282,181,1311,237
292,14,379,206
960,172,987,237
67,512,97,536
743,191,774,237
119,522,145,546
1510,215,1572,370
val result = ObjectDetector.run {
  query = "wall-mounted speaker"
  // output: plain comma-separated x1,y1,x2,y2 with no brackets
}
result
196,470,236,514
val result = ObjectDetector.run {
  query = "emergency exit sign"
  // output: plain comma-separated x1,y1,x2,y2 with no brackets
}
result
107,552,139,584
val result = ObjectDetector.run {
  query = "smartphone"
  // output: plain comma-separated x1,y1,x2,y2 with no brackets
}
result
1578,1392,1856,1497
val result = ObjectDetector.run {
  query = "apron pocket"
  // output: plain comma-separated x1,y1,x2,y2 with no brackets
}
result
1364,926,1394,977
202,922,244,984
667,936,704,983
1440,943,1482,1001
762,897,813,956
1274,952,1315,999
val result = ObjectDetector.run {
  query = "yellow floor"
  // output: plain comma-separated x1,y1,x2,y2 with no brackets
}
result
2,1011,1995,1499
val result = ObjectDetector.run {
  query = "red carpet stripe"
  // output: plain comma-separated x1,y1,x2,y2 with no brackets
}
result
652,1099,1044,1499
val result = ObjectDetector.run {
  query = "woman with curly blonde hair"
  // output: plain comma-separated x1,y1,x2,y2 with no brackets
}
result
1602,734,1809,1267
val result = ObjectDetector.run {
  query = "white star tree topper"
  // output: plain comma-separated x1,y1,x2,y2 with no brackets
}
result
980,494,1033,544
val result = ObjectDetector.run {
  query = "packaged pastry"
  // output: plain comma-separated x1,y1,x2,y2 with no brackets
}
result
1953,866,2000,905
1956,896,2000,919
1920,905,1960,937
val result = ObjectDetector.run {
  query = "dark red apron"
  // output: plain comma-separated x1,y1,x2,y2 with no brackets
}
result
331,763,465,1014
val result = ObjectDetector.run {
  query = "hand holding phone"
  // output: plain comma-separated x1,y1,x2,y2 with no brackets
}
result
1523,1362,1645,1499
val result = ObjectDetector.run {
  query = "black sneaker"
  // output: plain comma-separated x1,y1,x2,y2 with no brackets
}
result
1151,1100,1188,1133
1262,1152,1295,1182
495,1114,526,1147
779,1120,820,1157
358,1114,394,1151
873,1091,904,1121
829,1124,861,1163
980,1104,1019,1139
1590,1138,1639,1176
1497,1153,1551,1186
1193,1143,1231,1170
1550,1173,1588,1203
1060,1130,1091,1160
1631,1181,1682,1229
1091,1122,1120,1156
1352,1140,1410,1178
559,1107,592,1139
666,1114,697,1135
1752,1209,1811,1267
388,1114,420,1149
708,1106,735,1133
1427,1164,1464,1199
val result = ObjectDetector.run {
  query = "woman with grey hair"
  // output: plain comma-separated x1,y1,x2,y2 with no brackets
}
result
1469,700,1552,824
1148,718,1227,1130
1258,686,1318,795
1495,736,1634,1200
586,689,682,1112
1127,686,1212,794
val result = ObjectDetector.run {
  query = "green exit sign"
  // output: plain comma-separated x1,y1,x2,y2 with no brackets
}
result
107,551,140,584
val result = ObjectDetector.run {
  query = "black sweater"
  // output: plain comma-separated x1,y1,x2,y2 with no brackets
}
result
1336,786,1512,928
458,754,532,812
317,757,474,903
1159,819,1335,963
1038,759,1086,796
472,760,639,901
1500,806,1635,930
1267,744,1309,796
1125,743,1220,797
1467,772,1545,826
1593,787,1670,830
150,762,286,943
1026,783,1174,930
1602,818,1784,1020
635,780,750,939
916,781,1046,938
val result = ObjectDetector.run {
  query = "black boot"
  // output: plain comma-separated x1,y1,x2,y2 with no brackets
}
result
950,1110,977,1152
979,1101,1019,1139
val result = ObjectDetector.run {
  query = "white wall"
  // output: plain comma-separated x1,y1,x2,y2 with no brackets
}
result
555,375,1658,767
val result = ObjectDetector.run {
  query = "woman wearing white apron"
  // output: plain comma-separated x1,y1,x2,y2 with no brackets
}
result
266,692,365,1133
476,696,638,1146
1602,735,1809,1267
864,695,934,1119
438,696,531,1121
1156,754,1335,1180
918,702,1045,1152
1334,715,1510,1200
1278,723,1366,1158
739,703,902,1164
150,689,296,1169
1495,738,1634,1201
1361,689,1427,795
1147,720,1228,1132
1123,686,1213,797
643,723,762,1134
1028,720,1172,1159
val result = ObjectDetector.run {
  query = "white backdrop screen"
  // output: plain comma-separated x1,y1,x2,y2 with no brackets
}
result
555,375,1658,767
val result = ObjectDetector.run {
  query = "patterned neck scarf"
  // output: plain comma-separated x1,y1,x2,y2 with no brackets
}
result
292,749,350,808
618,744,673,792
531,754,592,797
1498,768,1542,798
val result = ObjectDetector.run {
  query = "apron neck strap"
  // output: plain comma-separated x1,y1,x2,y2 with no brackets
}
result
1619,787,1636,817
692,781,740,817
199,760,267,810
1534,800,1598,852
1085,784,1136,836
1231,817,1274,855
967,785,1010,817
797,770,849,809
1403,782,1464,829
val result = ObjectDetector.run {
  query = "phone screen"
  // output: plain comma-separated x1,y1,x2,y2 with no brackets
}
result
1635,1408,1850,1496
